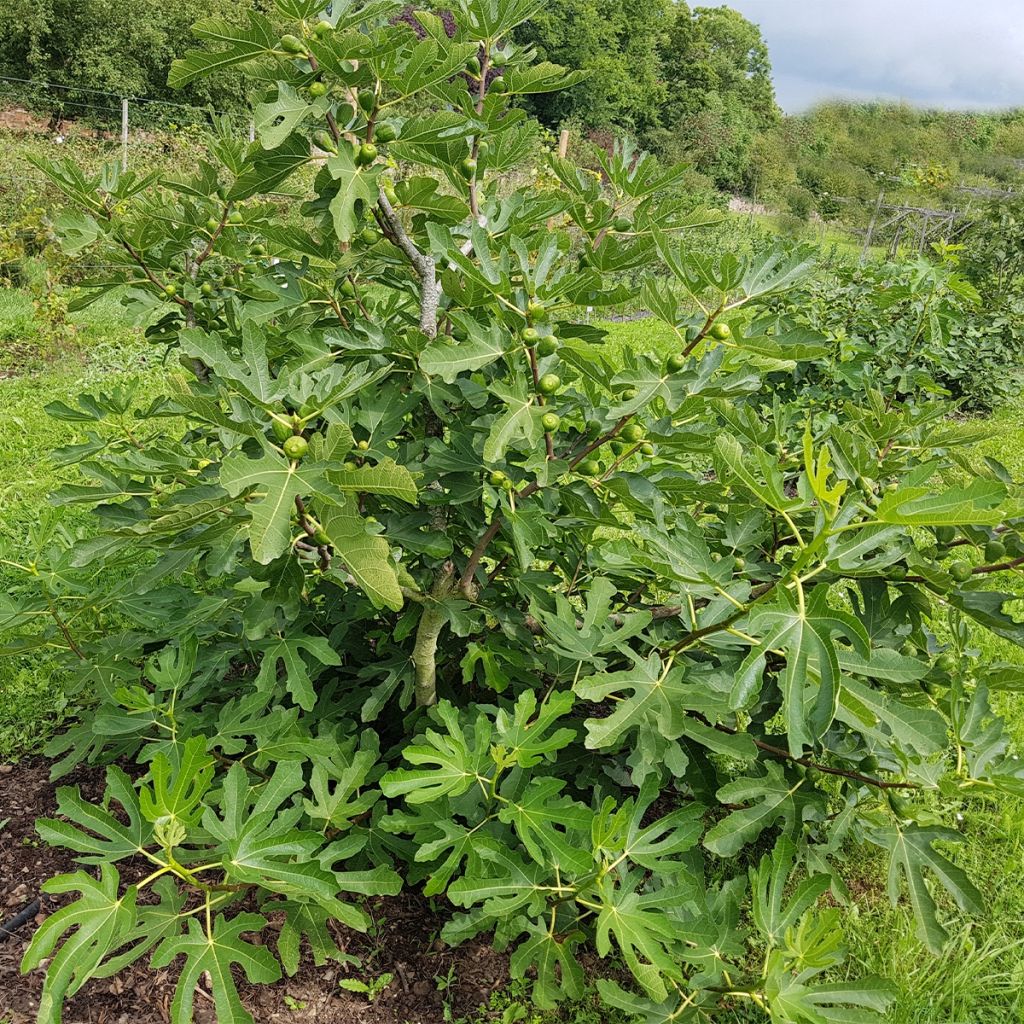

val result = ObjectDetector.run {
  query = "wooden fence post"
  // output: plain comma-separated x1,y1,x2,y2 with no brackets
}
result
121,97,129,171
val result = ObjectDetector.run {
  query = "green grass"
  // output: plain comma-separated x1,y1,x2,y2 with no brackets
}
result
0,295,161,758
1,300,1023,1022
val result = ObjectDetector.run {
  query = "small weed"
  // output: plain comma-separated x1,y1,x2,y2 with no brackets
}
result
339,972,393,1002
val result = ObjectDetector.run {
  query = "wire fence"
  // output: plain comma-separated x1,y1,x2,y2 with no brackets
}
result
0,75,254,171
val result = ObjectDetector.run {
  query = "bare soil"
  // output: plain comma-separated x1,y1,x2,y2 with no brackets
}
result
0,759,515,1024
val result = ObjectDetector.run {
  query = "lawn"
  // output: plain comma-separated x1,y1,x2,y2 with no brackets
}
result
1,306,1022,1023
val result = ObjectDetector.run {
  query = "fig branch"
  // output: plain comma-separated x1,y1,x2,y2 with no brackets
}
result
377,188,437,338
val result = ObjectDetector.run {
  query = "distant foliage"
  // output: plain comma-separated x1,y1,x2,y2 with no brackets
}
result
0,0,259,114
766,244,1024,411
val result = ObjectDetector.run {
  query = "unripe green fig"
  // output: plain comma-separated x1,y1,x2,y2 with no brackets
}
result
621,386,638,400
205,217,220,233
621,423,645,444
340,278,356,298
526,300,545,320
163,283,177,297
888,564,907,581
279,34,307,54
271,418,292,443
666,353,686,373
640,442,655,456
985,539,1007,562
949,562,973,583
710,322,731,340
521,327,540,347
541,412,560,432
200,282,214,297
488,470,507,487
537,373,561,395
536,337,558,357
357,88,376,113
936,526,956,545
935,652,958,673
356,142,378,166
360,227,379,246
343,460,358,471
467,56,482,75
309,81,327,98
313,526,330,544
459,157,477,180
733,556,746,570
313,130,338,154
578,459,601,476
228,210,244,225
356,440,370,451
612,215,632,232
314,20,333,36
283,435,308,460
489,75,506,93
888,794,911,818
375,123,397,143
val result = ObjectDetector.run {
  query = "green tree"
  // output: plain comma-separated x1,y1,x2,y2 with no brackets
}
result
0,0,259,113
513,0,672,146
6,2,1024,1022
659,4,778,186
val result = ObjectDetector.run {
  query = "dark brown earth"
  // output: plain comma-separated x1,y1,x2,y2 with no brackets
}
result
0,759,517,1024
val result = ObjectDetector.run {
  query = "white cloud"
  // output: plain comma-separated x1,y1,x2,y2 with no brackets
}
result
723,0,1024,111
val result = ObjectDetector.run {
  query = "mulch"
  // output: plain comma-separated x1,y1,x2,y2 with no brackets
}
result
0,758,516,1024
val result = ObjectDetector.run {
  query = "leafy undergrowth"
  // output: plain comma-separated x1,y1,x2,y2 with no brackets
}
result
0,296,158,759
835,395,1024,1024
1,309,1023,1023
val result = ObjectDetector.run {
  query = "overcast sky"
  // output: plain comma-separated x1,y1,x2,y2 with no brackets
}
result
723,1,1024,112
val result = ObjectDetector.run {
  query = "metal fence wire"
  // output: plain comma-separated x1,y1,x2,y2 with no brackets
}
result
0,75,253,170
